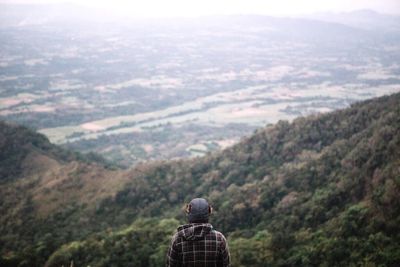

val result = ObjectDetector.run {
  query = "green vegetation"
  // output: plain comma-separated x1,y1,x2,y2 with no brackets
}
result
0,121,118,182
1,93,399,266
44,218,178,267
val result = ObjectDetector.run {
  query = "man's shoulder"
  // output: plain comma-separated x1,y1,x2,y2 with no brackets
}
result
210,229,225,237
211,230,227,241
171,231,182,242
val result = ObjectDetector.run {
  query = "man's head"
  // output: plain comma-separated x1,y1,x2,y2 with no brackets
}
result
186,198,212,223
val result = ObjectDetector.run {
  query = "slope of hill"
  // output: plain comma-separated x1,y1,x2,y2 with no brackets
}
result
0,121,117,181
1,93,399,266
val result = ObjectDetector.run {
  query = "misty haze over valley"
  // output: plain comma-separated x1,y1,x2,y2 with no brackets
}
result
1,4,400,166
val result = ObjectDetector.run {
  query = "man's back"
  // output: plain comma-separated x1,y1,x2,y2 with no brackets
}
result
166,223,230,267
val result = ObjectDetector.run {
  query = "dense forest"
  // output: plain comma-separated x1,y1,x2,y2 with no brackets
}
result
1,93,399,266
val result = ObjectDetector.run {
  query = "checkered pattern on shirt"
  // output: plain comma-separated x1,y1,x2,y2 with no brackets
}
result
166,223,230,267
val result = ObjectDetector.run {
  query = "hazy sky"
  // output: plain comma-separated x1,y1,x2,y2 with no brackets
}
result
1,0,400,17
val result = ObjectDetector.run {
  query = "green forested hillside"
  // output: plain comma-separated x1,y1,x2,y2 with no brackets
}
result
1,93,399,267
0,121,116,181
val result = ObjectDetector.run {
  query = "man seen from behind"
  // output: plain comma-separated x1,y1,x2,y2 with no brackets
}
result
166,198,230,267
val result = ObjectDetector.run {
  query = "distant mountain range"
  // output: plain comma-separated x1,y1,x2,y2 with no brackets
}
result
1,4,399,32
1,93,399,266
304,9,400,32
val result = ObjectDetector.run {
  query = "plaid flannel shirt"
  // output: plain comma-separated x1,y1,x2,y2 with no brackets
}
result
166,223,230,267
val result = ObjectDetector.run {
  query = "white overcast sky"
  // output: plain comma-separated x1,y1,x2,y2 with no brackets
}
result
1,0,400,17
